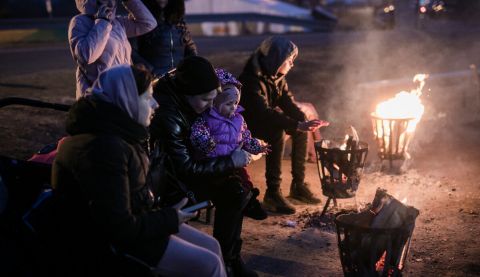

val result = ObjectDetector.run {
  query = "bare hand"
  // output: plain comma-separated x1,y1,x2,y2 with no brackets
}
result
172,198,197,225
297,119,329,132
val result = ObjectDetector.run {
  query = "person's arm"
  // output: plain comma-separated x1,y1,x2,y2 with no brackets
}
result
117,0,157,38
181,23,197,57
76,137,178,244
68,15,112,65
277,81,307,123
190,117,216,156
241,77,299,132
150,109,235,178
241,121,266,155
129,37,155,73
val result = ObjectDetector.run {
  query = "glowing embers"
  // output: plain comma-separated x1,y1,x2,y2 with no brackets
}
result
371,74,428,167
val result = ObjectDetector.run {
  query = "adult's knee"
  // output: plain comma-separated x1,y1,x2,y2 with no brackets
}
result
199,250,225,277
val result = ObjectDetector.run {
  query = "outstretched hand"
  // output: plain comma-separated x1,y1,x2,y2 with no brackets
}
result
172,198,197,225
297,119,330,132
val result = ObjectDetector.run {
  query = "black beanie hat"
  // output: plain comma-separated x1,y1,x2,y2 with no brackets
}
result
174,56,221,95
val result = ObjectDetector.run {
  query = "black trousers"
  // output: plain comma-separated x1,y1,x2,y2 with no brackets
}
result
253,126,308,191
192,173,247,261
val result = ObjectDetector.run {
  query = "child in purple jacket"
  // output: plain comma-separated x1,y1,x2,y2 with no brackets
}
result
190,69,269,220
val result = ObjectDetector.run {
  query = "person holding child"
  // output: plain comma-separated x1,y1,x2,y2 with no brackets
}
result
189,68,269,220
150,56,258,276
239,36,329,215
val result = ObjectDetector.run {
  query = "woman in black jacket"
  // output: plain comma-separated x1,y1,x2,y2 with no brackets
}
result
130,0,197,77
52,64,226,276
150,56,258,277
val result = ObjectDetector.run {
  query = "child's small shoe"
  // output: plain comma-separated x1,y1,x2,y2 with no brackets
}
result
244,189,268,220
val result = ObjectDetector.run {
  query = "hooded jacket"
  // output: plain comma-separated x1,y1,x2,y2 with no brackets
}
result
149,74,235,186
238,36,306,135
69,0,156,99
52,65,178,266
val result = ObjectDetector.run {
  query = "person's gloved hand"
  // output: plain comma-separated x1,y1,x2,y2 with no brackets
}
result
230,145,252,168
172,198,197,225
95,0,114,22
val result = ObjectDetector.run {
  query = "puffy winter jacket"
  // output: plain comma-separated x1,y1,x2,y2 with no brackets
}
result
190,106,264,158
69,0,156,98
131,20,197,77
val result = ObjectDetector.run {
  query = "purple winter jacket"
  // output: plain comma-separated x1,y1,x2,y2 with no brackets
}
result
69,0,156,99
190,106,264,158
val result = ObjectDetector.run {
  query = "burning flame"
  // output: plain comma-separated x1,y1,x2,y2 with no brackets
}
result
374,74,427,133
401,197,408,204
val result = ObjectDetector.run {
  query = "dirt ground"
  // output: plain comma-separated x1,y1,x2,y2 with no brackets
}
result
1,18,480,276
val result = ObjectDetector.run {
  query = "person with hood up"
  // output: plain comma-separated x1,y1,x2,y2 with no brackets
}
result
150,56,258,277
238,36,329,215
69,0,157,99
130,0,197,77
52,65,226,276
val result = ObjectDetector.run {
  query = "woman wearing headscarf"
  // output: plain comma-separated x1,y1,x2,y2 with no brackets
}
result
52,65,226,276
69,0,157,99
130,0,197,77
150,56,258,277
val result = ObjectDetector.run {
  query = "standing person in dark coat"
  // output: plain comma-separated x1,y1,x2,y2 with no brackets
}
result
52,64,226,276
238,36,329,215
150,56,258,277
130,0,197,77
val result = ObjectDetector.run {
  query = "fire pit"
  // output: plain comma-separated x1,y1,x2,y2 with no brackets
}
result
371,74,427,170
314,138,369,217
334,189,419,276
371,115,415,167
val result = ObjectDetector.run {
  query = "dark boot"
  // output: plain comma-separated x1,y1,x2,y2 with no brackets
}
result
263,189,296,214
289,182,321,204
243,188,268,220
230,240,258,277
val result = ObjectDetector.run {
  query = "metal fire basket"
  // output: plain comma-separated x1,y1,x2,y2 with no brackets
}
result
314,138,368,217
334,210,418,277
371,114,415,168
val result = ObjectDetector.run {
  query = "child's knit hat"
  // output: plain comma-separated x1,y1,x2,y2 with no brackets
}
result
213,69,242,109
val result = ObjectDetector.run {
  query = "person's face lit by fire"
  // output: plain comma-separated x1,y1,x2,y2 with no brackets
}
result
185,89,218,114
216,85,240,118
137,85,159,127
277,53,296,75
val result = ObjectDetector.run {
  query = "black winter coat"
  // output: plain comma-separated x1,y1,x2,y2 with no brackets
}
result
131,20,197,77
149,75,235,188
238,54,306,135
52,97,178,267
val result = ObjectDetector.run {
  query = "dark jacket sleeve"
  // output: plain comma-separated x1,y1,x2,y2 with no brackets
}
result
151,108,235,179
277,81,306,122
241,75,299,132
182,24,197,57
129,36,155,73
75,137,178,244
